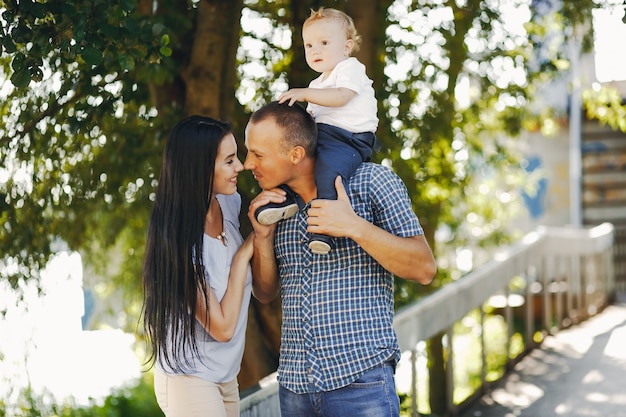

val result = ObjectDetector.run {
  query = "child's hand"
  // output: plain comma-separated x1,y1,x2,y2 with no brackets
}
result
278,88,308,106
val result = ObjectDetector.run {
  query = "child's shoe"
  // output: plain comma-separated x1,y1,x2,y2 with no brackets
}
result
255,196,298,226
308,233,334,255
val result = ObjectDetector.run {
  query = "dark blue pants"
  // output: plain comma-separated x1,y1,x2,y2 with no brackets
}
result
315,123,378,200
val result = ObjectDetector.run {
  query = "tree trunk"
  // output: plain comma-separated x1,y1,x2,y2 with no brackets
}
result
346,0,392,75
184,0,243,121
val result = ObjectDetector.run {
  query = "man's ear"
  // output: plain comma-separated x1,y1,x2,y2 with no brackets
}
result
290,145,306,164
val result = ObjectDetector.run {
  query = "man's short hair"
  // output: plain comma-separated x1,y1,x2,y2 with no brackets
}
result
249,101,317,156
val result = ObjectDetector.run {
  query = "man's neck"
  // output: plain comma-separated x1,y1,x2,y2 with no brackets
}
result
288,159,317,204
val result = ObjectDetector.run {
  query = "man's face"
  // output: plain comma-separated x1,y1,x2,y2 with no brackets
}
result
244,118,294,190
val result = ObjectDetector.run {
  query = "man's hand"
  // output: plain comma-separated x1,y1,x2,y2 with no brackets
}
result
247,188,286,238
307,176,359,238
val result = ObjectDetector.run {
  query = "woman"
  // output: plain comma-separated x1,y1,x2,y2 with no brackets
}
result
142,115,253,417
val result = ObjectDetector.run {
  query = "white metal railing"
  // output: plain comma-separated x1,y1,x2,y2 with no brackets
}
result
240,223,615,417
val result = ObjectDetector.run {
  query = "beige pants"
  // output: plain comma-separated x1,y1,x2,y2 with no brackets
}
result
154,368,239,417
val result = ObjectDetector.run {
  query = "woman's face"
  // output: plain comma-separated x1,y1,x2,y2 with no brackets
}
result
212,133,243,197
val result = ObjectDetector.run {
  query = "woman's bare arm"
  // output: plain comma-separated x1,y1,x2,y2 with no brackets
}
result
195,233,254,342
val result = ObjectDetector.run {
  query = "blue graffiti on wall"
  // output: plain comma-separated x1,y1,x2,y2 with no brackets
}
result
521,156,547,219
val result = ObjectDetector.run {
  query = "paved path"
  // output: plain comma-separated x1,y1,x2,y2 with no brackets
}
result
459,303,626,417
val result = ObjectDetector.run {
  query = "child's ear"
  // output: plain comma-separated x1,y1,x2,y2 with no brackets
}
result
345,39,354,56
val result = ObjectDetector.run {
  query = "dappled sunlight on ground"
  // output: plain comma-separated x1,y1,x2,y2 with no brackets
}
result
460,304,626,417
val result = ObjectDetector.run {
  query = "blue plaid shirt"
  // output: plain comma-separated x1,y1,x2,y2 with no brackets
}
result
274,162,424,393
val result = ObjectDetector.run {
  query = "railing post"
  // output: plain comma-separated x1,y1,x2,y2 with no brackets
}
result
607,243,616,302
446,327,456,417
555,255,564,330
524,269,532,349
567,256,580,324
504,285,512,369
480,307,487,387
410,348,419,417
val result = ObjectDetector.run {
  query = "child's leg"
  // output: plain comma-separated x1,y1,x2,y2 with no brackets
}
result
315,124,367,200
309,124,374,255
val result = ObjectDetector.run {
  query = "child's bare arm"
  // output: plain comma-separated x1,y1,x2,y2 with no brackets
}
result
278,87,356,107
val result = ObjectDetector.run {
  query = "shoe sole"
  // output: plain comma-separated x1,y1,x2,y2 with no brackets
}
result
256,204,299,226
308,240,331,255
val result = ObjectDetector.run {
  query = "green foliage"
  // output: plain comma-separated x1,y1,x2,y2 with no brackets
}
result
583,84,626,132
0,0,168,84
2,373,163,417
0,0,183,301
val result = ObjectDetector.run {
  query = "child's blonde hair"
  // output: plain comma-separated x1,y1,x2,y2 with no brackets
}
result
303,7,362,53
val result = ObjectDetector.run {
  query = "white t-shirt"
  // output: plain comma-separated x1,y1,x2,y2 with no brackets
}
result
158,192,252,383
307,57,378,133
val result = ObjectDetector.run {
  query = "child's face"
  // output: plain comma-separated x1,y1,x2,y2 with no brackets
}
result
303,18,354,76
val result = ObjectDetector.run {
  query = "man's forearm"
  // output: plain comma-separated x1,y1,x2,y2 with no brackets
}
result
251,234,280,303
349,218,436,284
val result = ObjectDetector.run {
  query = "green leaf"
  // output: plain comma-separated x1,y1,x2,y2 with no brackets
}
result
81,46,103,65
159,46,172,57
125,17,141,34
31,66,44,82
10,68,31,88
74,17,87,42
2,9,15,23
16,0,32,13
11,52,26,71
119,54,135,71
60,3,77,16
2,36,17,53
99,23,120,38
12,23,34,44
130,44,148,59
152,23,166,37
30,2,46,18
121,0,135,12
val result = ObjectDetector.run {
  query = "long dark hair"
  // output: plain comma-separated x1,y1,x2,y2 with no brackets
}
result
141,115,231,371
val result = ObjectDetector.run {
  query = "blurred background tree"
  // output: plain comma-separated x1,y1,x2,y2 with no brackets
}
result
1,0,623,410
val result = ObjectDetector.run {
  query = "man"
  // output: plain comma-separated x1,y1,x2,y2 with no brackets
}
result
244,101,436,417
